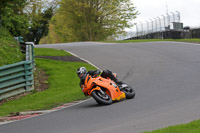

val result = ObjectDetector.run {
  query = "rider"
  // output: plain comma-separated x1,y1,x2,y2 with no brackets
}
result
76,67,123,90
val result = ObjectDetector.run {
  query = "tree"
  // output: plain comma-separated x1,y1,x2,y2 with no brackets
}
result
49,0,138,42
0,0,55,44
0,0,29,36
23,0,55,44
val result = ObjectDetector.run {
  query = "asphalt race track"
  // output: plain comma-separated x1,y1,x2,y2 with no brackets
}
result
1,41,200,133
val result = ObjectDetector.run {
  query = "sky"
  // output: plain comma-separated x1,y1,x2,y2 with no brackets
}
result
131,0,200,28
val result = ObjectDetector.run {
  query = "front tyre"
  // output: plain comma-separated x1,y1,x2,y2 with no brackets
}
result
121,84,135,99
91,90,112,105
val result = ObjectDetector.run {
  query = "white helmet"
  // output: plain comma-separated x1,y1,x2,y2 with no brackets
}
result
77,67,87,79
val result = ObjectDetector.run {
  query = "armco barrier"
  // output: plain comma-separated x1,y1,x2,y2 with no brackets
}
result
0,42,35,100
0,61,34,100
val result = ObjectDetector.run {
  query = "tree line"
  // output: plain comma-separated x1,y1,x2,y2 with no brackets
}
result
0,0,138,44
0,0,56,44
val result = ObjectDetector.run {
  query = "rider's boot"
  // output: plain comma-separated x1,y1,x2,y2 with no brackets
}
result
105,69,123,86
112,76,123,86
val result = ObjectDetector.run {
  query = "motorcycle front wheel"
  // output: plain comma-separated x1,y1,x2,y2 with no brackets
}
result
121,84,135,99
91,90,112,105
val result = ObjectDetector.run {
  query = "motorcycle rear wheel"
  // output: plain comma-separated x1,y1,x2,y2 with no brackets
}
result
91,90,112,105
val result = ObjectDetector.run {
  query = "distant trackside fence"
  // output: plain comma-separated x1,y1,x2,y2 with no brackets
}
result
0,42,35,100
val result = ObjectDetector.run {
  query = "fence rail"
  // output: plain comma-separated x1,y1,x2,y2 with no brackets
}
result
0,61,34,100
0,42,35,100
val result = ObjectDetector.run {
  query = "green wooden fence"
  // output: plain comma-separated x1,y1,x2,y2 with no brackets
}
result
0,42,35,100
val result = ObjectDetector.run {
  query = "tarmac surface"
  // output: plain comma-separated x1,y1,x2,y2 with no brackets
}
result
1,41,200,133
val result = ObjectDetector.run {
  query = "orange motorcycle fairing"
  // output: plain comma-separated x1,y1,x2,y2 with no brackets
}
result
83,75,126,102
88,86,101,95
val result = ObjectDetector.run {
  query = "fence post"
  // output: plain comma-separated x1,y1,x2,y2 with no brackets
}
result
145,20,149,34
154,18,158,32
162,15,166,30
25,42,35,91
176,11,181,22
24,61,34,91
139,22,143,35
157,17,162,32
25,42,35,67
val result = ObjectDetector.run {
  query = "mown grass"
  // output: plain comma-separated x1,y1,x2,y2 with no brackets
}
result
0,28,24,66
103,38,200,44
35,48,71,56
103,39,170,43
0,48,95,116
173,38,200,43
143,120,200,133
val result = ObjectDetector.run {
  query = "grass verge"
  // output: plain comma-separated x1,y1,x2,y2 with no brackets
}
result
172,38,200,43
0,28,24,66
103,39,171,43
0,48,95,116
34,48,71,56
143,120,200,133
102,39,200,44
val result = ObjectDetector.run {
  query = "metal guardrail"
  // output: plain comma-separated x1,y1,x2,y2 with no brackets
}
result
0,42,35,100
25,42,35,67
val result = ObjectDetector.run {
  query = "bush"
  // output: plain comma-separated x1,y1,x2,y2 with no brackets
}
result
0,28,24,66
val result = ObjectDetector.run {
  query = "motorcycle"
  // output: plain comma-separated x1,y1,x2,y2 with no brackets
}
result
81,73,135,105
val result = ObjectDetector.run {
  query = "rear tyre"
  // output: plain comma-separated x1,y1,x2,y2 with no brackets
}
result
91,90,112,105
121,84,135,99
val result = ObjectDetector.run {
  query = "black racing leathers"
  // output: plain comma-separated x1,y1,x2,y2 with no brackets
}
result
79,69,122,88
